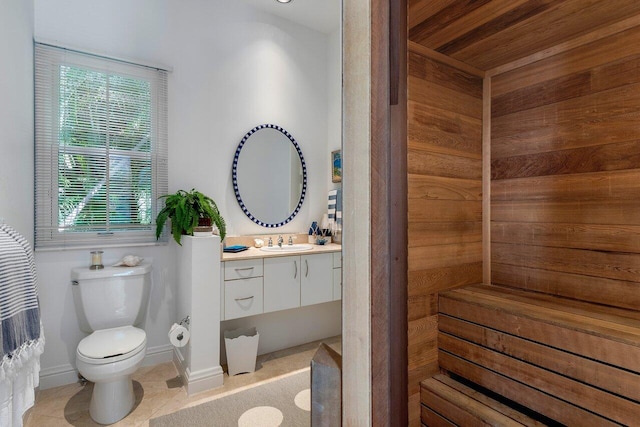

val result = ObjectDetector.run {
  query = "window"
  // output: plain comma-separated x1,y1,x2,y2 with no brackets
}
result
35,43,168,249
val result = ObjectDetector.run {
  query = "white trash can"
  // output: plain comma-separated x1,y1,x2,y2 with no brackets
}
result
224,327,259,376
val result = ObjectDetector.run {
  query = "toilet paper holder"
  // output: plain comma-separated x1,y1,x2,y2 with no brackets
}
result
177,316,190,342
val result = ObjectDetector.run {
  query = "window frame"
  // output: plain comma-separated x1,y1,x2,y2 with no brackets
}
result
34,43,168,250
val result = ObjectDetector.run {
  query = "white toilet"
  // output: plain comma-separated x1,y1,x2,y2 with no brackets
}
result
71,262,151,425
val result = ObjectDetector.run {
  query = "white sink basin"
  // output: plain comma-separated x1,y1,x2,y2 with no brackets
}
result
260,244,314,253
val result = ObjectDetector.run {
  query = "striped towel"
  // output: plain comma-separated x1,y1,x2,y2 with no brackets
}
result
0,222,44,426
328,189,342,230
0,223,44,377
335,188,342,227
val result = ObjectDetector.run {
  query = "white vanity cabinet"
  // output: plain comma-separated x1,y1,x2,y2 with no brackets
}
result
221,246,340,320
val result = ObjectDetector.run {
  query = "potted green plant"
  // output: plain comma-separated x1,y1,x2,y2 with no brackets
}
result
155,189,226,245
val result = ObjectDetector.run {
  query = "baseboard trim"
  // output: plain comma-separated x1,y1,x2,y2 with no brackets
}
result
173,348,224,395
142,344,174,367
39,364,79,390
39,344,175,390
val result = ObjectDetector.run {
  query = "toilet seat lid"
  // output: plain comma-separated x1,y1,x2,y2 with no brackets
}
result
78,326,146,359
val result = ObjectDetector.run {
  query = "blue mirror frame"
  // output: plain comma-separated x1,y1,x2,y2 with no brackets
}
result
232,124,308,228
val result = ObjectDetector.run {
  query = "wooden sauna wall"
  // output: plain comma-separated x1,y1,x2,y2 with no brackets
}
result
490,25,640,311
407,45,483,425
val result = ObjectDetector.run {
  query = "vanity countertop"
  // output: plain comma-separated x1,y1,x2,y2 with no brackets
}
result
222,243,341,261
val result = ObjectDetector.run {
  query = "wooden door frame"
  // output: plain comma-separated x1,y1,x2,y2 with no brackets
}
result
343,0,408,424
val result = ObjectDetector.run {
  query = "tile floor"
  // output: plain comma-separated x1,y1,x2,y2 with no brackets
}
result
24,335,341,427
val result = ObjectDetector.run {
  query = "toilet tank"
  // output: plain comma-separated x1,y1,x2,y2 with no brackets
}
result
71,263,152,332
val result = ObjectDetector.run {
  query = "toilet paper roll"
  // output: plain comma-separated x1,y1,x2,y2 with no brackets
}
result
168,323,190,347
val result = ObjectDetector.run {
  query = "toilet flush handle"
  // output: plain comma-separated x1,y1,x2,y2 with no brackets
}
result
71,280,79,286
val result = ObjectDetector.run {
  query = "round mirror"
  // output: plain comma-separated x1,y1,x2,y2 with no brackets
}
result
232,124,307,227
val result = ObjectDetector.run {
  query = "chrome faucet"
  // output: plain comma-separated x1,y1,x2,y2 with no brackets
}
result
268,237,273,247
277,235,284,248
288,236,294,245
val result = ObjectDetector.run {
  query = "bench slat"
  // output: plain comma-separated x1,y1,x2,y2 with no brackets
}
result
439,289,640,371
422,376,528,426
451,285,640,344
440,333,640,425
439,351,620,427
421,405,457,427
422,375,543,427
439,315,640,401
469,284,640,328
434,375,546,427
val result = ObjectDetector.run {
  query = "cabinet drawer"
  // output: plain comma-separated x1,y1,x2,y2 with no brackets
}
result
224,277,263,320
225,259,263,280
333,251,341,268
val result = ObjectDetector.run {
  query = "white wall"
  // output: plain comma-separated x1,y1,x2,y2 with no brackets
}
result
327,26,343,191
0,0,34,243
28,0,341,388
164,2,333,236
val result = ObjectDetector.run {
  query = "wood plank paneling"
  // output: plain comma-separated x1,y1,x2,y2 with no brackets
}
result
409,0,640,70
409,0,496,48
409,76,482,118
458,0,640,70
492,242,640,282
409,50,483,97
492,83,640,159
409,222,481,248
492,52,640,117
408,101,482,158
490,28,640,311
491,264,640,311
409,200,482,223
435,0,558,57
491,169,640,201
407,44,483,426
491,222,640,253
408,174,482,201
491,140,640,180
492,24,640,96
408,148,482,179
408,0,457,31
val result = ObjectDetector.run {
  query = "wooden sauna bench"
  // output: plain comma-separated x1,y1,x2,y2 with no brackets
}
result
420,283,640,426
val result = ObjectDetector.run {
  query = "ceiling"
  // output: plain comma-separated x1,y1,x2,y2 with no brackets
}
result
408,0,640,71
243,0,341,34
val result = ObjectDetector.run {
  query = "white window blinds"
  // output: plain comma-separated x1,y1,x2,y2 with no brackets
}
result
35,43,168,249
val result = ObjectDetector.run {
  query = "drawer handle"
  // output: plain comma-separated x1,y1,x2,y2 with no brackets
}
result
234,296,255,302
294,260,298,279
305,259,309,278
234,267,255,277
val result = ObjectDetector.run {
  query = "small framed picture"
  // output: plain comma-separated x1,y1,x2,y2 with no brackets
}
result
331,150,342,183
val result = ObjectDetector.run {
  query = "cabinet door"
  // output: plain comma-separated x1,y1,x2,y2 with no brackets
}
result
333,267,342,301
301,253,334,306
263,256,301,313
